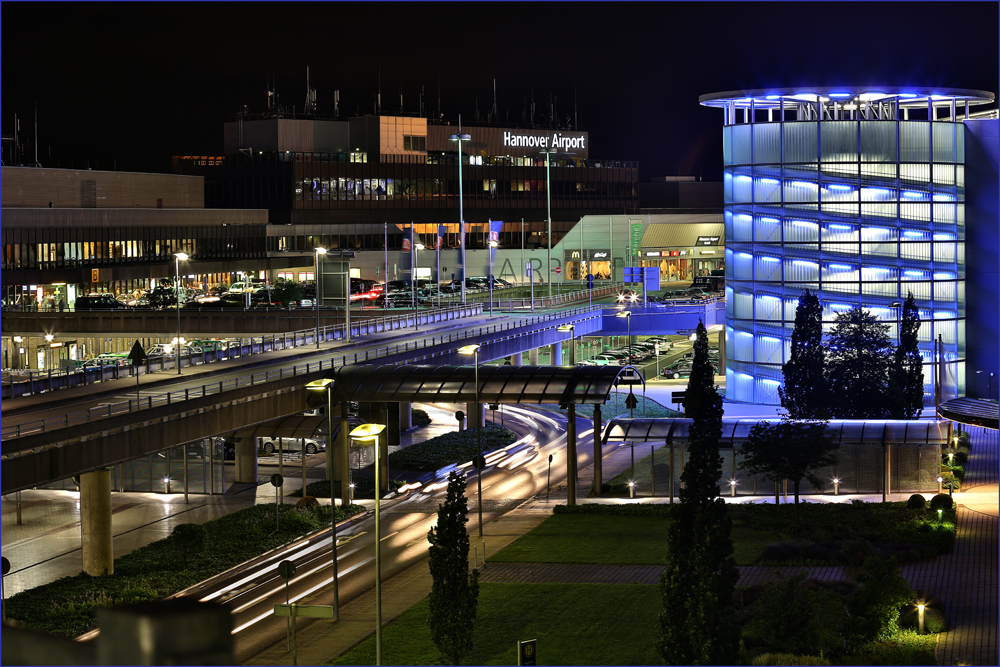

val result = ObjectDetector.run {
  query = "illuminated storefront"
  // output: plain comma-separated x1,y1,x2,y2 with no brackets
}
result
701,86,995,404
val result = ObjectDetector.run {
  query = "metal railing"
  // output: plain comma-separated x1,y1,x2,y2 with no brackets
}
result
2,305,604,442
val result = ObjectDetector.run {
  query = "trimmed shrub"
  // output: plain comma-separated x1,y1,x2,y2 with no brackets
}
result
295,495,319,509
387,424,517,470
752,653,831,666
929,493,954,511
553,502,676,518
743,572,849,656
906,494,926,509
412,408,432,427
170,523,206,568
899,604,947,634
953,450,968,466
847,555,914,644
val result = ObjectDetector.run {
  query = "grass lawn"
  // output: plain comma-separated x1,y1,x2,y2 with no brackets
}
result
486,513,776,566
329,583,661,666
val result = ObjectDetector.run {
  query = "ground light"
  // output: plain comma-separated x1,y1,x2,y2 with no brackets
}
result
314,247,327,348
349,422,386,666
457,344,483,536
305,378,339,621
557,324,576,366
173,252,189,374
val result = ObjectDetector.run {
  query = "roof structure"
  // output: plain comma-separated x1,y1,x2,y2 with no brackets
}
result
938,398,999,430
699,87,995,109
232,415,330,440
325,364,642,405
603,418,951,445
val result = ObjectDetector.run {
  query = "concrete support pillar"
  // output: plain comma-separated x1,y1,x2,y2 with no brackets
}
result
234,438,258,484
466,402,486,429
513,351,523,366
378,436,389,496
398,402,412,430
80,469,114,576
592,404,603,495
566,405,578,506
529,348,539,366
549,343,562,366
339,402,350,508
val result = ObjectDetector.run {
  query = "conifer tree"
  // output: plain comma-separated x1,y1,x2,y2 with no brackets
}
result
825,306,894,418
780,289,828,419
658,321,740,665
888,293,925,419
427,471,479,665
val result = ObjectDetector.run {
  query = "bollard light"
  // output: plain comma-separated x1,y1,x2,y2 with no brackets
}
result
163,476,171,494
917,602,926,634
729,479,737,497
628,480,635,498
833,477,840,496
937,508,943,523
937,475,943,494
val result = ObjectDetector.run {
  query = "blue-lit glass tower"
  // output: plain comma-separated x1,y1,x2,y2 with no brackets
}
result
700,87,995,405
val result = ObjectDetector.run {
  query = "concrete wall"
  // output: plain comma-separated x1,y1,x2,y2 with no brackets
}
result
964,119,999,398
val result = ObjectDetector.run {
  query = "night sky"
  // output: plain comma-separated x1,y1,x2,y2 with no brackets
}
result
3,2,997,182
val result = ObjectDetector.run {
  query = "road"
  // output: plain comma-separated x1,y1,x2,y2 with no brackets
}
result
138,401,607,662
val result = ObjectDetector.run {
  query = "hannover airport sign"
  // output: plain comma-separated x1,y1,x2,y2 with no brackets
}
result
503,131,586,150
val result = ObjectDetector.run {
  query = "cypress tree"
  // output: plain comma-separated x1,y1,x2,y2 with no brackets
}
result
427,471,479,665
889,293,925,419
658,321,740,665
780,289,828,419
825,306,895,418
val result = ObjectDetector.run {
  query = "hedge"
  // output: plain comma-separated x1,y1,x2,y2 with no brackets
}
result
386,423,517,470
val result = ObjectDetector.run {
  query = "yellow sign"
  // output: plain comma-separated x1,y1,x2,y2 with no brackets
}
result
91,268,100,282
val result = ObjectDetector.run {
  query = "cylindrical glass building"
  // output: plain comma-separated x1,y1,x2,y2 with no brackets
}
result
700,87,995,405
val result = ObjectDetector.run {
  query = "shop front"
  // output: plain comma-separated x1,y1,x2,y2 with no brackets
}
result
564,249,613,281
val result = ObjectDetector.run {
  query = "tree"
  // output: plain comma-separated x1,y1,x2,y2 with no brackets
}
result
658,321,740,665
825,306,894,418
739,417,838,512
427,471,479,665
780,289,828,419
888,293,924,419
847,555,913,644
270,278,305,307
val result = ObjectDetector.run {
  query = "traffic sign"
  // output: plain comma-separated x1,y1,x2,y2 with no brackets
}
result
277,560,296,579
270,473,284,487
518,639,537,666
624,393,639,409
127,340,147,365
672,391,687,404
554,266,562,274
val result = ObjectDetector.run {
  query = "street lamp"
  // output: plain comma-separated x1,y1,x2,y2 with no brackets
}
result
616,311,632,362
538,147,557,299
315,247,327,348
487,239,499,316
173,252,189,374
457,343,484,537
44,333,54,370
414,243,425,331
890,301,902,345
557,324,576,366
449,126,471,305
349,422,387,666
305,379,339,621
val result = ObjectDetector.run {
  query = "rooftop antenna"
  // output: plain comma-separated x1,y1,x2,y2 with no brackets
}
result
574,87,578,130
334,89,340,118
304,66,317,115
33,101,39,166
377,64,381,114
489,78,498,124
530,89,535,127
437,72,441,120
400,81,404,114
475,96,480,122
420,85,425,118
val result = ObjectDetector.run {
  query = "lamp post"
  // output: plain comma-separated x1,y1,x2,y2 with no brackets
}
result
890,301,902,345
173,252,189,374
458,344,483,537
557,324,576,366
44,333,54,370
305,379,340,621
616,310,632,361
449,123,471,305
414,243,424,331
349,423,387,666
487,239,498,316
315,247,327,348
539,147,556,299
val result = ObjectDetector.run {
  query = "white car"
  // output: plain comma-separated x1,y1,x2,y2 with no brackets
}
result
260,437,324,455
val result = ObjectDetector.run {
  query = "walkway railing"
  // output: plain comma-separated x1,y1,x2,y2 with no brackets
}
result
2,305,604,442
0,304,482,400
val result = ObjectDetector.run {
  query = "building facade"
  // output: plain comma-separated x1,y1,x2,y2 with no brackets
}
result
700,87,996,405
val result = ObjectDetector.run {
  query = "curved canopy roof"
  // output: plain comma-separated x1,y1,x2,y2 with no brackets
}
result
699,87,994,109
939,398,998,430
325,364,642,405
603,418,950,445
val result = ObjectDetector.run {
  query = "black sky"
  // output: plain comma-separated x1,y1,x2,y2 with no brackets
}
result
3,1,998,182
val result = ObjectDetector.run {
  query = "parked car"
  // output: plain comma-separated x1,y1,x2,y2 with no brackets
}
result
75,294,127,309
259,437,324,455
660,360,719,379
589,354,626,366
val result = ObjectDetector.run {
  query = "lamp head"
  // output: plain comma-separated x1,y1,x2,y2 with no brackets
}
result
458,344,481,356
44,334,54,342
306,378,334,391
350,423,386,442
615,311,631,319
488,240,499,248
449,133,471,141
174,252,189,261
315,247,327,255
415,243,425,251
557,325,575,333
